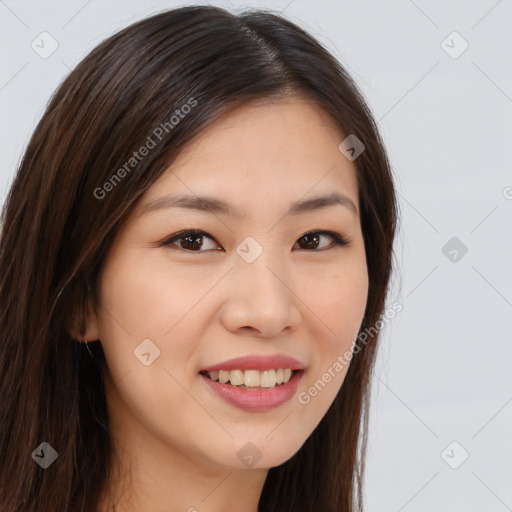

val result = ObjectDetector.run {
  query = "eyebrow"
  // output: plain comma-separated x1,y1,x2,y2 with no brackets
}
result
137,191,358,219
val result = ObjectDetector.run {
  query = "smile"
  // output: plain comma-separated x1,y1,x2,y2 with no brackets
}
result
200,368,296,389
199,354,305,411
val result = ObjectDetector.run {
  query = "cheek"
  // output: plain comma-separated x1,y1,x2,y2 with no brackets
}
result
306,261,369,348
96,257,206,425
96,255,213,383
297,261,368,410
98,255,201,337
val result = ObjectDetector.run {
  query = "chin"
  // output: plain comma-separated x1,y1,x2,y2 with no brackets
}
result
212,431,306,470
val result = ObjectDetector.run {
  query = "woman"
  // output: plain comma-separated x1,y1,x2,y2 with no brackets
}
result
0,5,398,511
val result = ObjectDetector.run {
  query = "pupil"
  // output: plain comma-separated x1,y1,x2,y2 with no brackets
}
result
301,233,319,250
183,235,202,250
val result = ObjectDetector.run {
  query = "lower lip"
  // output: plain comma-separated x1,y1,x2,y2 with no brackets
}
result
200,371,304,412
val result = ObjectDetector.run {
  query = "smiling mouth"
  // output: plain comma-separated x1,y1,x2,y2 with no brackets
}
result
199,368,299,390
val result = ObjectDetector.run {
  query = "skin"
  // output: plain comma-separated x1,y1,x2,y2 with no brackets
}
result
73,96,369,512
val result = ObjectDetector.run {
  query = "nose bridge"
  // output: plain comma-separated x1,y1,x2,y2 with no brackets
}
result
225,238,299,335
234,240,289,303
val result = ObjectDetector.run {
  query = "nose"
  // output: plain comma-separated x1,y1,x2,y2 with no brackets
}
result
220,252,302,338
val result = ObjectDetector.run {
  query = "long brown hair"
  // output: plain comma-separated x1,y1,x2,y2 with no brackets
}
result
0,6,398,511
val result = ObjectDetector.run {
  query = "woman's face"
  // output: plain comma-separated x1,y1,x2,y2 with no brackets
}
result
88,97,368,471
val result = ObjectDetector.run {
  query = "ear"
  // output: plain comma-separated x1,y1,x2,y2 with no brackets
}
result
65,283,101,342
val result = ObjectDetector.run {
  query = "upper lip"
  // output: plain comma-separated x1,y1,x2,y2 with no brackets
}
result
200,355,305,372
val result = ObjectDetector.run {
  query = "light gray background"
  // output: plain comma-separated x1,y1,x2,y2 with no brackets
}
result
1,1,511,510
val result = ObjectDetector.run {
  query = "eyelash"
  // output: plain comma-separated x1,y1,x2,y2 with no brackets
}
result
160,229,350,253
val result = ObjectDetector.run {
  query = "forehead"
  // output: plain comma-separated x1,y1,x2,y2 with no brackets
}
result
137,97,359,216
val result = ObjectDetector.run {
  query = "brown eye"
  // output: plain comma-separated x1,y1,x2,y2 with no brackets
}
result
296,232,322,250
161,229,349,253
162,230,221,252
294,231,349,251
177,233,203,250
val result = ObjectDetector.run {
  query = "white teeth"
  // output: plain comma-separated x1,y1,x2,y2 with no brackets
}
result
244,369,260,387
218,370,230,384
260,369,276,388
204,368,296,388
229,369,244,386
